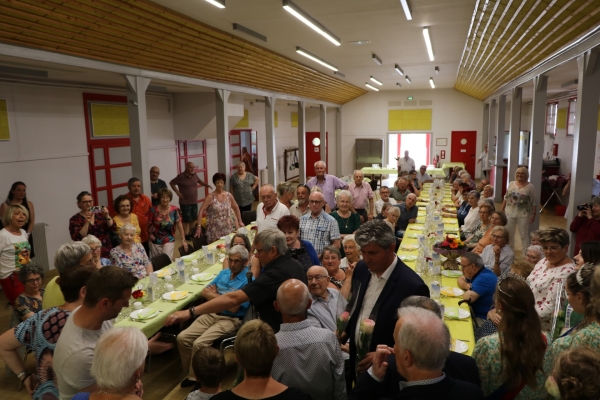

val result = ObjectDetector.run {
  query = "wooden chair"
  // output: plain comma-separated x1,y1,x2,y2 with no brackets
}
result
151,253,172,271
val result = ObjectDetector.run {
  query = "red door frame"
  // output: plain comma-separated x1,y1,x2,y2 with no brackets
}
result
306,132,328,176
83,93,130,214
450,131,477,175
229,129,258,174
396,133,431,166
176,140,209,204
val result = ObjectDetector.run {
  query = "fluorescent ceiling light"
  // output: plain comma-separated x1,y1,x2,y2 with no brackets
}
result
396,82,402,87
394,64,404,76
283,0,341,46
423,27,434,61
206,0,225,8
233,23,267,42
399,0,412,20
372,54,382,65
405,76,411,84
334,71,345,78
365,83,379,91
296,46,338,71
429,77,435,88
370,76,383,86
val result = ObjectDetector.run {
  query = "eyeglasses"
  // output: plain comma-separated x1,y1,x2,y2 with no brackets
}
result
26,277,42,284
90,247,101,252
307,275,327,282
491,235,504,240
542,245,562,252
228,258,244,264
81,200,93,204
309,200,323,204
460,262,472,268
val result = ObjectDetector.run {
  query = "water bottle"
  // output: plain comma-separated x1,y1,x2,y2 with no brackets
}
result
148,272,158,301
176,258,186,283
431,280,441,300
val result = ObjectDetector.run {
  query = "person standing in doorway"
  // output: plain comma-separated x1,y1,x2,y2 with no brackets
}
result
149,166,167,208
170,162,213,239
397,150,415,175
478,144,489,178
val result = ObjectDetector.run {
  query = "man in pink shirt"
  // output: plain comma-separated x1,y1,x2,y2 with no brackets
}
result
348,170,374,223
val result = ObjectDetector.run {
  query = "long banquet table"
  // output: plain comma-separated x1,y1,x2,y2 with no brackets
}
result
396,184,475,355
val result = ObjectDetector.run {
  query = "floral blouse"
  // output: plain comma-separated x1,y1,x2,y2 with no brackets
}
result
109,243,150,279
467,221,491,247
14,289,45,321
544,322,600,374
69,212,112,258
148,205,181,245
473,332,549,399
504,182,535,218
527,258,575,332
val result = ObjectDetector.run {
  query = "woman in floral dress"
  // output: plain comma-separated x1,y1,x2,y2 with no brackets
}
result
148,188,188,260
110,224,152,279
194,173,243,244
501,167,536,252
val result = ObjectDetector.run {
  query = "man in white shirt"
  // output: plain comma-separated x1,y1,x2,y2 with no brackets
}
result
477,144,489,177
416,165,434,185
397,151,415,174
375,186,397,214
256,184,290,233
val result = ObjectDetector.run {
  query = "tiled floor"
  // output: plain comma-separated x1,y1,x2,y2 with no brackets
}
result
0,192,567,399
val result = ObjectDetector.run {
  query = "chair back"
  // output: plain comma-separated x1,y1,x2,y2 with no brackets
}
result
178,243,195,257
151,253,172,271
242,210,256,226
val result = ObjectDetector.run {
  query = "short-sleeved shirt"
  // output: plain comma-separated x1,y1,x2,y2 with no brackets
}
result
306,174,348,210
374,198,397,214
54,307,113,400
109,243,150,279
69,212,111,258
417,171,432,184
389,187,411,202
241,252,307,332
397,157,415,172
126,193,152,243
395,203,418,232
0,228,31,279
481,244,514,276
299,211,341,255
289,203,310,219
113,213,141,243
148,205,181,245
330,211,361,235
466,268,497,320
209,267,251,318
170,172,203,205
256,201,290,233
42,276,64,309
348,182,374,210
150,179,168,207
230,173,257,208
14,289,45,320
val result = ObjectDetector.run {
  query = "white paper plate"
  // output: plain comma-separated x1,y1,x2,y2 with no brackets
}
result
453,339,468,353
445,308,470,320
406,233,419,239
191,273,215,282
400,244,419,250
400,255,417,261
162,291,189,301
441,270,463,278
156,268,176,278
441,286,464,297
130,308,159,320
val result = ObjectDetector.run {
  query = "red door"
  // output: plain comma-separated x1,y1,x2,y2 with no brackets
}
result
450,131,477,175
305,132,327,179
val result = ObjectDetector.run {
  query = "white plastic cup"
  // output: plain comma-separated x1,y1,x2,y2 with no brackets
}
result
133,302,143,310
192,267,200,274
166,284,174,292
164,275,172,282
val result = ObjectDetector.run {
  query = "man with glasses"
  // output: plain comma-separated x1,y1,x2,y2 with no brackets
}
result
299,192,341,255
374,186,397,215
457,252,497,327
306,266,346,332
176,245,251,388
256,184,290,233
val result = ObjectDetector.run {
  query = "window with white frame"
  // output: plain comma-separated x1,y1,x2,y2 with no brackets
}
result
567,98,577,137
545,102,558,136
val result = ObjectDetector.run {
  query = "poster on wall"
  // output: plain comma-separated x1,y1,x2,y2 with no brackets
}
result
0,99,10,140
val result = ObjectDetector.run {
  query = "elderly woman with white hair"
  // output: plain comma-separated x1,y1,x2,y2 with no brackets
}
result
480,226,514,276
82,235,111,268
501,166,536,252
330,190,361,257
525,244,544,266
71,327,148,400
109,223,152,279
340,235,362,270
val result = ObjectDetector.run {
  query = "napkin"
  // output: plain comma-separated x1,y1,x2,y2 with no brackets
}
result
138,309,156,319
157,268,171,278
171,291,188,300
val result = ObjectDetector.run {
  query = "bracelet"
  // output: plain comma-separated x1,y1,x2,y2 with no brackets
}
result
189,306,197,320
22,372,32,382
105,218,111,221
17,371,27,380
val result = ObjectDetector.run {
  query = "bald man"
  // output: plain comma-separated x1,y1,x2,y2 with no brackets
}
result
170,162,212,237
271,279,346,400
306,266,346,332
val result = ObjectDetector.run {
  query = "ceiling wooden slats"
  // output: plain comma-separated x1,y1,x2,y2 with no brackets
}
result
0,0,366,104
455,0,600,100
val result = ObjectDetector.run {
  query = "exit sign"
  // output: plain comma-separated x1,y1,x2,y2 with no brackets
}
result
407,96,413,100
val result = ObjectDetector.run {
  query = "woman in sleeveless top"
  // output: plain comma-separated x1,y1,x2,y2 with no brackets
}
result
0,182,35,256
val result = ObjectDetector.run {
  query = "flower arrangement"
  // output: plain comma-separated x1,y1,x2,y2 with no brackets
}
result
131,289,145,299
433,235,467,270
435,235,466,250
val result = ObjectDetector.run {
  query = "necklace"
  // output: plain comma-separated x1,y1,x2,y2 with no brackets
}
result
338,215,350,229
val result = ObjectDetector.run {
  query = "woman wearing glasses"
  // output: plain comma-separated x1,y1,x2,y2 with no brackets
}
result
14,263,44,321
69,191,113,258
464,203,494,250
81,235,111,268
501,167,536,252
480,226,515,277
527,228,576,332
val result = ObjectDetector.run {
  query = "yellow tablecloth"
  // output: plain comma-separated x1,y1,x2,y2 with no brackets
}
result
361,167,398,175
426,167,446,177
398,184,475,355
441,162,466,171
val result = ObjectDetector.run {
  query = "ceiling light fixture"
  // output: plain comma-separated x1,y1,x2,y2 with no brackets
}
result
296,46,338,71
405,76,411,84
429,77,435,88
347,40,371,45
396,82,402,88
334,71,345,78
372,54,382,65
370,76,383,86
399,0,412,20
233,23,267,42
435,66,439,74
283,0,341,46
205,0,225,8
423,27,434,61
365,83,379,91
394,64,404,76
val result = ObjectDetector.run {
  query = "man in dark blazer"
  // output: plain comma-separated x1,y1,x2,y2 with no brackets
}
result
350,296,481,400
344,220,429,384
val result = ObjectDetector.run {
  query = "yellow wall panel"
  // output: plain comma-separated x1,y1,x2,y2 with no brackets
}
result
90,103,129,137
274,111,278,128
234,109,249,128
0,99,9,140
291,112,298,127
556,108,567,129
388,109,431,131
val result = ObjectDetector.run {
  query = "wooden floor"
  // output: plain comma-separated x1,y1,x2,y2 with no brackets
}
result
0,195,567,400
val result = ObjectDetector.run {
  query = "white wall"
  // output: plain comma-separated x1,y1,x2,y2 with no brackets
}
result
340,89,484,177
0,83,176,269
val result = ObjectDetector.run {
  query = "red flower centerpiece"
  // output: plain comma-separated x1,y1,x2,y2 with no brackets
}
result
432,235,467,270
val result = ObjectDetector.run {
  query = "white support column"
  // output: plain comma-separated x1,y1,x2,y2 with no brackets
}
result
215,89,231,190
507,87,522,188
320,104,327,163
487,99,497,175
529,75,548,231
493,95,506,202
481,103,489,178
336,107,343,176
568,48,600,254
124,75,151,195
265,96,277,186
297,101,306,183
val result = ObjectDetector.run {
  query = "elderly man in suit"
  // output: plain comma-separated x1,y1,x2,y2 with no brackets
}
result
344,220,429,385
